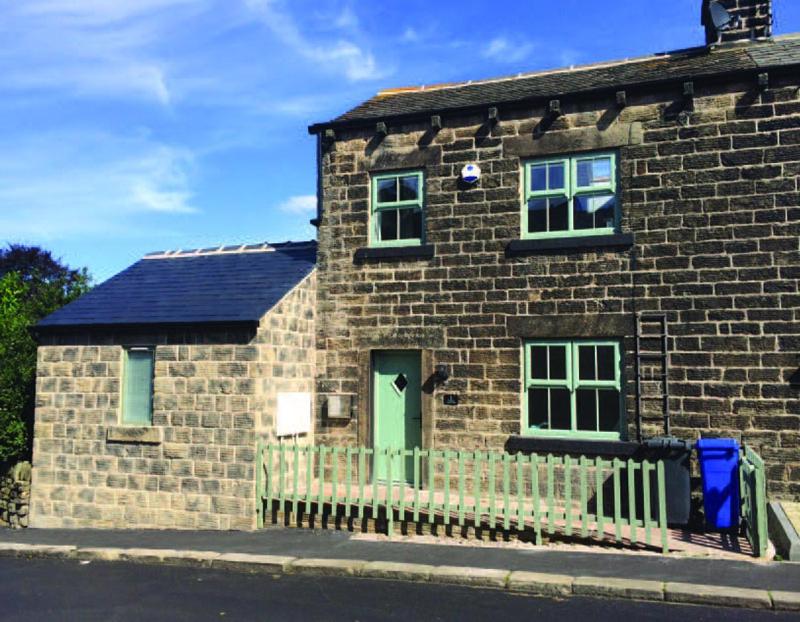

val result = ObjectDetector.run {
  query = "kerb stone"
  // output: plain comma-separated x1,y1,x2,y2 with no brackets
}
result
771,590,800,611
360,561,435,582
288,558,366,577
665,582,771,609
573,576,664,601
507,571,573,597
213,553,295,573
430,566,509,589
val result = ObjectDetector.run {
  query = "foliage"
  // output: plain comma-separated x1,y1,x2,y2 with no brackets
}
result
0,245,91,461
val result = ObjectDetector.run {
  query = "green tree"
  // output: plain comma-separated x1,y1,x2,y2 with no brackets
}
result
0,246,91,461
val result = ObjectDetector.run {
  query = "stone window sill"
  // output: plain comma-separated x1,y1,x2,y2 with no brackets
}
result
505,233,633,256
354,244,435,262
106,426,161,444
505,435,640,457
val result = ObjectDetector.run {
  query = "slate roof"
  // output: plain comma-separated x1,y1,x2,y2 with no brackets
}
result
37,241,316,331
310,36,800,132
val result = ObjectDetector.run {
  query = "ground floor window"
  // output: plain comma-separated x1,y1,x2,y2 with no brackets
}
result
122,347,154,425
523,340,623,439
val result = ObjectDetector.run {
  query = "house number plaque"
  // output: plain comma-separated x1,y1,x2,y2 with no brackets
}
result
443,394,459,406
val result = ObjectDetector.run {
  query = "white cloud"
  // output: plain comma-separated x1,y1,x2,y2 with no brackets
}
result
483,36,536,64
401,27,419,43
0,0,200,105
333,5,359,30
19,0,200,24
278,195,317,214
0,131,197,240
244,0,387,82
558,49,582,67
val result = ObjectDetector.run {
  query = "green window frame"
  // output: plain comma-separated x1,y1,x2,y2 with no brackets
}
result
523,340,624,440
369,170,425,247
522,151,618,239
122,347,154,425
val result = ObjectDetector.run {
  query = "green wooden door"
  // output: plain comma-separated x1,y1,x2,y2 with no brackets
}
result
373,350,422,482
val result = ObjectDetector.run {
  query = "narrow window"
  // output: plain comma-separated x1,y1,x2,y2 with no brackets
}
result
524,340,623,439
523,152,617,239
122,347,154,425
370,171,424,247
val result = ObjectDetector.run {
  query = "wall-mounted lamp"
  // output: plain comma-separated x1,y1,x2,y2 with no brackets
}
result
433,364,449,384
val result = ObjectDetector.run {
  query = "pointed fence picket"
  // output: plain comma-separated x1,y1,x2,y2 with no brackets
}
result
256,442,670,553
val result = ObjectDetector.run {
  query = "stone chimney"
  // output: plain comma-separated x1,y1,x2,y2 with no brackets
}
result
702,0,773,45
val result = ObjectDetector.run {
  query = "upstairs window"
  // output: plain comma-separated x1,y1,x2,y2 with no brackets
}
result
122,347,154,425
370,171,424,247
522,152,617,238
524,340,623,439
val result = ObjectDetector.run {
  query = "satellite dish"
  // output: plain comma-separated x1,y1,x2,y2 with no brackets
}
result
708,1,741,33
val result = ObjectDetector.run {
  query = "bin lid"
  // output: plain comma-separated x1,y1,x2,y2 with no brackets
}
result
696,437,739,451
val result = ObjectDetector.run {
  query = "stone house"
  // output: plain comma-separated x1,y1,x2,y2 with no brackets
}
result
28,0,800,532
308,0,800,499
30,242,316,529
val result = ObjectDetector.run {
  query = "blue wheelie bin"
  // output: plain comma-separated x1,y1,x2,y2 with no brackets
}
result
696,438,740,530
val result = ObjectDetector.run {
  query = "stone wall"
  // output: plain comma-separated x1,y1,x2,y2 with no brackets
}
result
0,462,31,528
256,271,317,443
30,271,316,529
315,75,800,498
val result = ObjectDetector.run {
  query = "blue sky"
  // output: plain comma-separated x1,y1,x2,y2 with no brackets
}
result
2,0,799,282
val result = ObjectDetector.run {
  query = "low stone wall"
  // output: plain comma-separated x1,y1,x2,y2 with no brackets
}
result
1,462,31,528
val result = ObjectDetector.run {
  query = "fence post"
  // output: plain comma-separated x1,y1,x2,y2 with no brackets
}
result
516,452,525,531
278,444,286,519
256,440,264,529
755,454,768,558
444,450,451,526
579,455,588,539
458,451,466,527
564,455,573,537
292,443,300,519
546,454,555,535
627,458,637,545
657,460,668,554
532,454,541,544
612,458,622,543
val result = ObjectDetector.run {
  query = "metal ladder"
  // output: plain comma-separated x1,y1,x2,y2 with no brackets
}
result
634,313,670,442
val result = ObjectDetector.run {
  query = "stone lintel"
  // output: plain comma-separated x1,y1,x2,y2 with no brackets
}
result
366,146,442,171
507,313,632,339
505,122,643,158
353,327,445,349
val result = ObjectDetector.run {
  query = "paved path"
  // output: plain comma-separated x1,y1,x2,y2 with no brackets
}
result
0,557,794,622
2,526,799,592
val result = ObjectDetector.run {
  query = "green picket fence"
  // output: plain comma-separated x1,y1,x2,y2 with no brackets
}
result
739,445,768,558
257,443,670,553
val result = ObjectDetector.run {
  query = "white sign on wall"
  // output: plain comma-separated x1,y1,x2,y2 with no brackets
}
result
276,392,312,437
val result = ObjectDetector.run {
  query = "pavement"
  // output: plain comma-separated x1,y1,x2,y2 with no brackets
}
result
1,526,799,611
1,557,797,622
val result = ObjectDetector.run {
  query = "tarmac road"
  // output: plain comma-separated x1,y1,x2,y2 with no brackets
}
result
0,557,795,622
